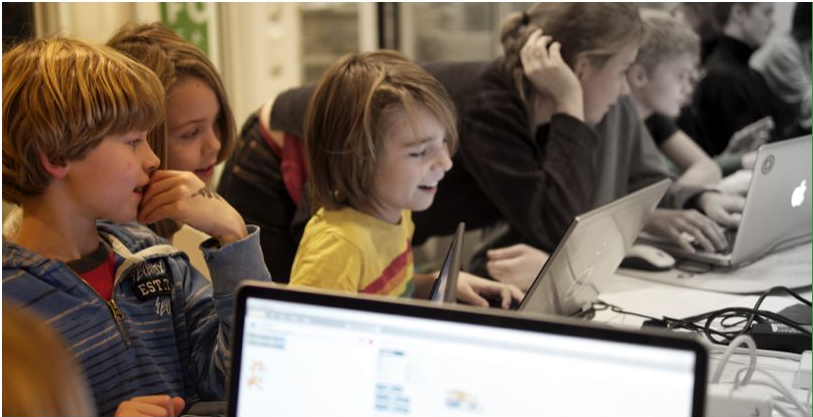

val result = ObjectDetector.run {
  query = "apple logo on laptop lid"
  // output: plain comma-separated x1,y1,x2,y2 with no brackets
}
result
792,180,807,208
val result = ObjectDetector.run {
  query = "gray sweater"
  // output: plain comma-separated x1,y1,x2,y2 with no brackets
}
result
592,95,706,209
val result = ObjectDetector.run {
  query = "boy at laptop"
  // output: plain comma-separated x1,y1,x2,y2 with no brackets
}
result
289,51,522,307
2,38,271,416
626,10,721,188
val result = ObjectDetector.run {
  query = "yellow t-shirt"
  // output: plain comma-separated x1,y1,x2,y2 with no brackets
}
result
290,207,414,297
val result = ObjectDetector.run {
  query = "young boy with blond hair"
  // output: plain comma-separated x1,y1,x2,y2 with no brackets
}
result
626,9,722,187
2,38,270,416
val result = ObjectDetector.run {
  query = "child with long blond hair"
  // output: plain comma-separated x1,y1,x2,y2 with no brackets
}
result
290,51,522,307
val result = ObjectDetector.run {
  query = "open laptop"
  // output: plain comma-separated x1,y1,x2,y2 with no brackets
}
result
512,179,672,317
641,135,812,268
428,222,464,304
228,283,707,416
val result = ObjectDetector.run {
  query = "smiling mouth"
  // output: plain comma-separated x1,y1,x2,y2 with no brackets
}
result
195,165,215,177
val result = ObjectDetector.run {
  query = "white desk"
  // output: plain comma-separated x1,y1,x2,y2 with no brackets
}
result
592,250,811,416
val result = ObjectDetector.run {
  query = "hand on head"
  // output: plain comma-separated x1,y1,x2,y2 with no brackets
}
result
486,243,549,292
456,271,525,309
137,170,248,245
114,395,185,417
644,208,729,253
520,29,584,120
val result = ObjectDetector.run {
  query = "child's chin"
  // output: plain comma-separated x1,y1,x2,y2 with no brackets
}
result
109,212,139,225
412,201,435,212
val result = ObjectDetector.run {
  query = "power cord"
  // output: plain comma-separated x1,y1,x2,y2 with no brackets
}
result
711,334,757,384
597,286,811,348
733,367,812,417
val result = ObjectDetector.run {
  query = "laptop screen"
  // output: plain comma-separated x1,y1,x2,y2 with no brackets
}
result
230,285,706,416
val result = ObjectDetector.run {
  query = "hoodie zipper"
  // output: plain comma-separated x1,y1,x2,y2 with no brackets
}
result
73,273,133,348
107,298,132,347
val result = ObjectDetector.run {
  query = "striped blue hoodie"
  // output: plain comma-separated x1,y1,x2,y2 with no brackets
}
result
3,221,271,415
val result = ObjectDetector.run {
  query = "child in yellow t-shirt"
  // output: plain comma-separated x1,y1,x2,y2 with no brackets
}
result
291,51,522,307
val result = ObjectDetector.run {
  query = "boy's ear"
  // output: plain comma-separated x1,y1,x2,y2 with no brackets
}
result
39,153,69,180
626,64,649,89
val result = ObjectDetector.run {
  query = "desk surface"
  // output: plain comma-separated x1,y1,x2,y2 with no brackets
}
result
593,255,811,415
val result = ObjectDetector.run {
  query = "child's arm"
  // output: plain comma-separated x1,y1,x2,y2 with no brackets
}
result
180,223,270,398
659,130,722,186
137,170,273,398
138,170,247,246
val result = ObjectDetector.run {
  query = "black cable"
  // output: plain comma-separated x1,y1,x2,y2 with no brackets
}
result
595,286,812,346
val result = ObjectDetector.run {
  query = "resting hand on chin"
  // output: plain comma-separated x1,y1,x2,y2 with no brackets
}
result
138,170,248,246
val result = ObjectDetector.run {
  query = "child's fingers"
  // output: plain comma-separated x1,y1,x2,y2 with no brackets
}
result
548,41,563,62
148,169,187,182
459,285,489,308
141,175,184,204
138,187,184,224
505,284,525,302
170,397,186,417
115,396,174,417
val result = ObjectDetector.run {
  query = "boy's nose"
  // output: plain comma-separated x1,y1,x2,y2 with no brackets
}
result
436,148,453,172
143,145,160,173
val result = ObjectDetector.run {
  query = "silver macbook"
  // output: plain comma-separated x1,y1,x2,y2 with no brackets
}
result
517,179,671,317
642,135,812,268
428,222,464,304
228,283,707,416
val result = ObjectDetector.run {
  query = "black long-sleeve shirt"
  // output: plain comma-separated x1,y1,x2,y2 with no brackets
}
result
679,35,786,156
413,59,599,253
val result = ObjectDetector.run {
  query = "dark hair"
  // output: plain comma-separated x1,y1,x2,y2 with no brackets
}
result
713,3,755,28
304,51,458,212
791,2,812,43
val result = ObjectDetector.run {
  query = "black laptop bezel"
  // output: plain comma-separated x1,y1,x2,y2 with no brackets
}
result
227,282,707,416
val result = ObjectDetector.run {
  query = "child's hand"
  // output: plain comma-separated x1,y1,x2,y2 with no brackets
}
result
697,192,745,229
644,208,728,253
138,170,248,246
486,244,549,292
456,271,524,309
521,29,584,120
114,395,185,417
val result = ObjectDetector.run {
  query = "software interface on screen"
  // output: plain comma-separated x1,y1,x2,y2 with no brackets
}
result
236,298,697,416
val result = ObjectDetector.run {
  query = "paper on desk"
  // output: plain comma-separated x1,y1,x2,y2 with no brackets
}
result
617,243,812,294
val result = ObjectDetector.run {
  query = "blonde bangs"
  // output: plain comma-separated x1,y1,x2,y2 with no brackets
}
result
2,38,164,203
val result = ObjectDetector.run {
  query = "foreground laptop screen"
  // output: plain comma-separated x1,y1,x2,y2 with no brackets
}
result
233,296,701,416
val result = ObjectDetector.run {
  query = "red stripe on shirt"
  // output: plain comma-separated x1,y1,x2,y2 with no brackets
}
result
360,240,412,294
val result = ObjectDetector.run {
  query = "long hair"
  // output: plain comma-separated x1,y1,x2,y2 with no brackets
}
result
107,22,236,168
499,3,645,103
304,51,458,212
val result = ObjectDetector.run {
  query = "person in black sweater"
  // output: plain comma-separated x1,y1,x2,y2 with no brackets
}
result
678,3,786,156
